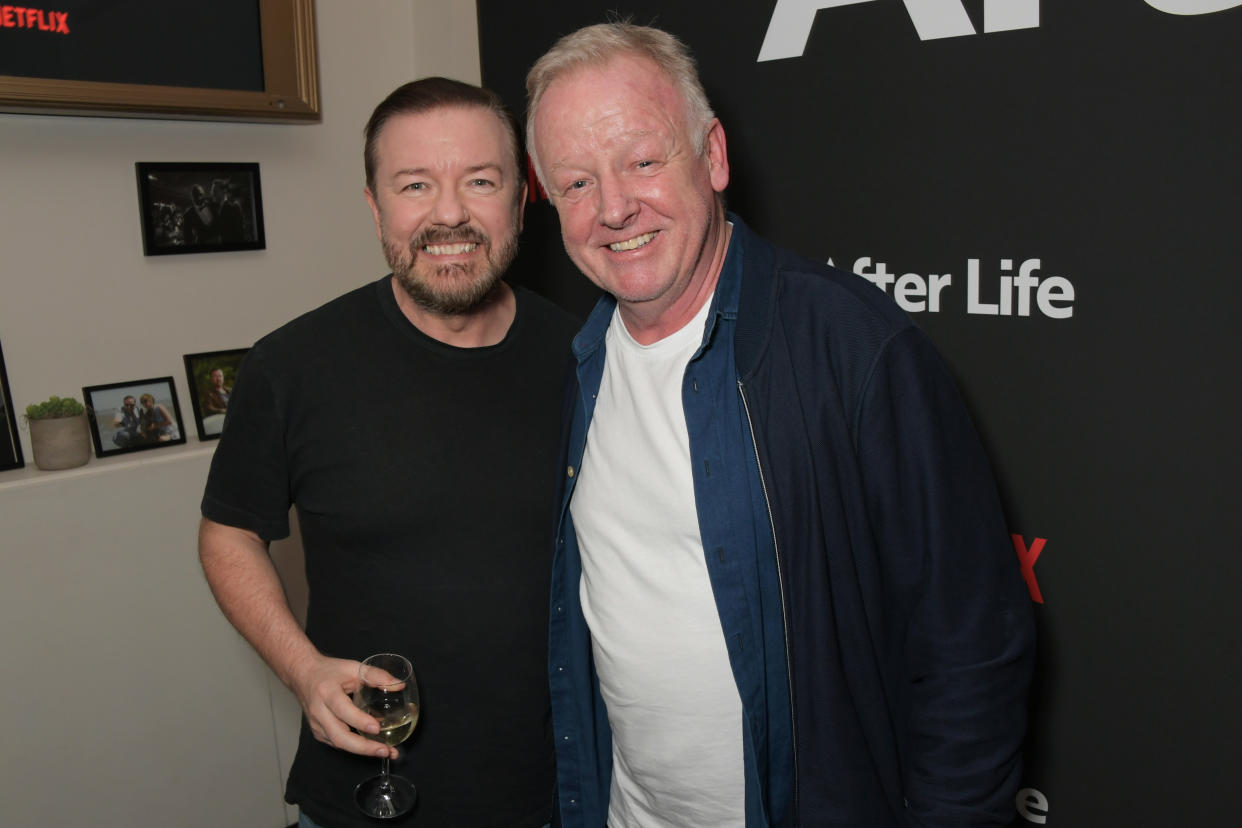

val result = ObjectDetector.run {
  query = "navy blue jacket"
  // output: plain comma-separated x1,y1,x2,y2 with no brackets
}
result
550,216,1035,827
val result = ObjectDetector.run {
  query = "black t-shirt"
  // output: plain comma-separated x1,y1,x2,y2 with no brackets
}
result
202,277,579,828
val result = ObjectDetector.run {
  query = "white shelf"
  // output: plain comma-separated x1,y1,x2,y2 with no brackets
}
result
0,440,217,492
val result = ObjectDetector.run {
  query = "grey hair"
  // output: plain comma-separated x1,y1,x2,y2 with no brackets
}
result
525,22,715,187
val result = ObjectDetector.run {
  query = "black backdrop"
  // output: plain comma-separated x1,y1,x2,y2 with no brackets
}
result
478,2,1242,824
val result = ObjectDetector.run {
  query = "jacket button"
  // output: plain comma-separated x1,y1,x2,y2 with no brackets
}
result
567,465,575,477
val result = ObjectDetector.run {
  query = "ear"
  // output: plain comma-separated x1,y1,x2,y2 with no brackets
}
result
363,187,383,240
704,119,729,193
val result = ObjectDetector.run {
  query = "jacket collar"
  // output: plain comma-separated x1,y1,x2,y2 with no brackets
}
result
730,214,778,380
571,288,615,361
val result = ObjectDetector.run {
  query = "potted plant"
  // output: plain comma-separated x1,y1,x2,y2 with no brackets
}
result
24,395,91,470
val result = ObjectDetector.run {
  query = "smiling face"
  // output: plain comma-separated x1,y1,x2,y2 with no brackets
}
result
531,54,729,338
365,106,525,316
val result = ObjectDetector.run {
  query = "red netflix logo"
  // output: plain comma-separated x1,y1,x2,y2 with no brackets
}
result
1012,534,1045,604
0,6,70,34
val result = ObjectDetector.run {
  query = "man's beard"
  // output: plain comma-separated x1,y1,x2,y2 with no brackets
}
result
386,221,520,316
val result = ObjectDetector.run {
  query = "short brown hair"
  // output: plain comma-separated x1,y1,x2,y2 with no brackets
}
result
363,77,523,192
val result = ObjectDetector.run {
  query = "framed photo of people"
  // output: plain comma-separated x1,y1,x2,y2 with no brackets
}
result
0,338,24,471
81,377,187,458
135,162,266,256
183,348,249,440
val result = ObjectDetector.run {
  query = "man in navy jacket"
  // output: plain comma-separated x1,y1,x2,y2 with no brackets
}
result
527,22,1036,828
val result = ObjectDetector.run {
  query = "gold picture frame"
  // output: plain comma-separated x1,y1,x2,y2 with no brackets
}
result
0,0,319,123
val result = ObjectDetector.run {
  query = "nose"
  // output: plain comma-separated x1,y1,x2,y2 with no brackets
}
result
430,186,469,227
596,171,637,230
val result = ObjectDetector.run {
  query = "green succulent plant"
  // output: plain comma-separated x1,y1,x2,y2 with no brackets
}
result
25,395,86,420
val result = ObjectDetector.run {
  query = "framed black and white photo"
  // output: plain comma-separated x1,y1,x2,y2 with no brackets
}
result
183,348,249,440
0,338,24,471
136,162,266,256
82,377,187,458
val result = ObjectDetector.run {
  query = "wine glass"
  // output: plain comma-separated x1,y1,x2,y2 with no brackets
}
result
353,653,419,819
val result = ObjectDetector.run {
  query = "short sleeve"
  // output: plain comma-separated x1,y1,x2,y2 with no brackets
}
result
200,345,293,540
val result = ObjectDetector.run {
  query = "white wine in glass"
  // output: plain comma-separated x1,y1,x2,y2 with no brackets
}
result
353,653,419,819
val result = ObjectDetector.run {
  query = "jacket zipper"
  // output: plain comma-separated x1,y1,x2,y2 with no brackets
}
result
738,379,800,825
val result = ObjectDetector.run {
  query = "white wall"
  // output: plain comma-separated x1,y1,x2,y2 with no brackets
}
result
0,2,481,826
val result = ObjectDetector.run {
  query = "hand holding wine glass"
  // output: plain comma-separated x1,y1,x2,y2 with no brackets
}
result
286,654,400,758
353,653,419,819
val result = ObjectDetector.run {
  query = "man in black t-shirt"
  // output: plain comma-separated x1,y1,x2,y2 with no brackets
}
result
199,78,578,828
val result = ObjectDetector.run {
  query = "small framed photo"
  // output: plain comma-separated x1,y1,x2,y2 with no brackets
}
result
82,377,187,458
135,162,266,256
0,337,24,471
183,348,249,441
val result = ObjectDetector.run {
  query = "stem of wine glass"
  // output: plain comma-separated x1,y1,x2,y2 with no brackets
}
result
380,754,390,780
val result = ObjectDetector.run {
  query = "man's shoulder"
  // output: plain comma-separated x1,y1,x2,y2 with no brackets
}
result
738,226,914,338
254,277,386,354
780,249,908,326
733,222,922,380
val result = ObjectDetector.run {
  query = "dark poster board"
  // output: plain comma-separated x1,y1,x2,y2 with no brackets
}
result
479,2,1242,825
0,0,318,121
0,0,263,91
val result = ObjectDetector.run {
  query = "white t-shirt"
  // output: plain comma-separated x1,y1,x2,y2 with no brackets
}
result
570,296,745,828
